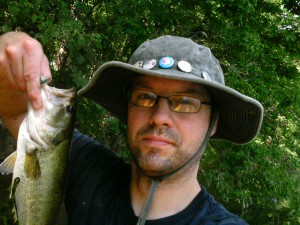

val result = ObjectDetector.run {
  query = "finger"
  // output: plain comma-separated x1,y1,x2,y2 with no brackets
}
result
5,44,26,90
0,53,15,88
22,39,44,110
40,54,52,84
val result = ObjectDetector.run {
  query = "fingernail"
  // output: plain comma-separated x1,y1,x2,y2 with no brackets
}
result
32,100,41,110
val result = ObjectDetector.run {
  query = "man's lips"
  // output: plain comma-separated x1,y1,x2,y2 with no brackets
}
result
142,135,175,146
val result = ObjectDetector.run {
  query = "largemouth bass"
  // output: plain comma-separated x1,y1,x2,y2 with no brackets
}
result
0,84,76,225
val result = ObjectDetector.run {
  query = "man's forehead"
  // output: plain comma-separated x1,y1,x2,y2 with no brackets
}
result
131,75,210,96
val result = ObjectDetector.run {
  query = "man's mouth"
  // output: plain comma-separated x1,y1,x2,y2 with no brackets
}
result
142,135,175,147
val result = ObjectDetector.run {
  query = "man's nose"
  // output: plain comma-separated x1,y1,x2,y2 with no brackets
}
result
148,98,173,127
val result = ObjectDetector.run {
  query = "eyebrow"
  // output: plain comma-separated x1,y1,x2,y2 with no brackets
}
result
131,79,209,97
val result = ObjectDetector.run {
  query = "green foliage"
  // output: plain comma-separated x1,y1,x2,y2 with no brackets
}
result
0,0,299,224
0,185,19,225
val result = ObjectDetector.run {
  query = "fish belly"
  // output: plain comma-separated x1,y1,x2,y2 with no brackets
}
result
13,139,70,225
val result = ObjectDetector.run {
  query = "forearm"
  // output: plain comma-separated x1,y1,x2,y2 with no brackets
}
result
1,114,26,140
0,89,28,139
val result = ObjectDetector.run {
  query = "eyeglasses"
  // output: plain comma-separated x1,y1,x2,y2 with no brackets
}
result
128,89,211,113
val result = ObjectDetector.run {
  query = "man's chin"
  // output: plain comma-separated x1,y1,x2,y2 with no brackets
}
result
135,159,175,177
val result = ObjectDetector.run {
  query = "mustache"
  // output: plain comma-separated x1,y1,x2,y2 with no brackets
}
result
136,125,181,143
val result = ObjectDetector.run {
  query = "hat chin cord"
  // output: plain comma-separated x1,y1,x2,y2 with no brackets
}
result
135,109,219,225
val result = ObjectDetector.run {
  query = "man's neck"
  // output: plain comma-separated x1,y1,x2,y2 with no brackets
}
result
130,165,201,220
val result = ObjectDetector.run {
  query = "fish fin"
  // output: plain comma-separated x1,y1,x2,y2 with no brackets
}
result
24,152,41,179
11,177,21,221
0,151,17,175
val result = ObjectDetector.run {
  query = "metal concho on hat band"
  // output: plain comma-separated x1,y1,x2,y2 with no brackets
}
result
134,56,193,73
143,59,157,70
178,60,192,73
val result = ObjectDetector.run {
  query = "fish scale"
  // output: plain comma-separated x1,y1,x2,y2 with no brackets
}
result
14,140,70,224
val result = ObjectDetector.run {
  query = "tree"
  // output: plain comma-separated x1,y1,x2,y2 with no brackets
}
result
0,0,299,224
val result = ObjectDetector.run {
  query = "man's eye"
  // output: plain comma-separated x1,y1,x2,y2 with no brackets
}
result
171,96,198,112
135,92,156,107
171,97,191,106
138,93,154,100
180,98,191,105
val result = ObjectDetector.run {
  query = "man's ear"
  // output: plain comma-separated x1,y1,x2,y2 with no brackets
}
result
210,113,219,137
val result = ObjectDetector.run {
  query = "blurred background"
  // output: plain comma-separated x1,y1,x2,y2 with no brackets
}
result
0,0,299,224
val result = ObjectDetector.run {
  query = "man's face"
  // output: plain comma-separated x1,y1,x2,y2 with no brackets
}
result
127,76,214,177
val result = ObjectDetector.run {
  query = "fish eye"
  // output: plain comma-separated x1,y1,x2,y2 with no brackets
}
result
66,105,75,114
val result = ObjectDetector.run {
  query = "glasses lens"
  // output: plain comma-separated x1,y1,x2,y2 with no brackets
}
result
129,89,157,108
169,96,201,112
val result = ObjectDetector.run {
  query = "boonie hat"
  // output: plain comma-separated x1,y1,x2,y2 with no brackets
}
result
78,35,264,144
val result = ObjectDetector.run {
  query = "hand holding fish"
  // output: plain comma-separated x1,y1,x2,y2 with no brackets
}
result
0,32,52,139
0,31,52,111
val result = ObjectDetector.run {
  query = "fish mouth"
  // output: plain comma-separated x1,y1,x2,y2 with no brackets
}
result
26,84,77,150
43,84,76,106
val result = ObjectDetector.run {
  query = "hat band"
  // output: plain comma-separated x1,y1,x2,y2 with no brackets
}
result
133,57,213,81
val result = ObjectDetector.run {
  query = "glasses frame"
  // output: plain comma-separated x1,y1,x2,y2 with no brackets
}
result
128,88,212,113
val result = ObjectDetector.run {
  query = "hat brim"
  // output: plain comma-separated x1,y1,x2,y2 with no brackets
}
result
78,61,264,144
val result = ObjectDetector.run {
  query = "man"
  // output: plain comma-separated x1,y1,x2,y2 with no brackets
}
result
0,32,263,224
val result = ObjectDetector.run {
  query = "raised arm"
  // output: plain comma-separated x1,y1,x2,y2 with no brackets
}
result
0,31,52,139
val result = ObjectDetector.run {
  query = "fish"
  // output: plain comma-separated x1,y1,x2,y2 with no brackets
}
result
0,83,76,225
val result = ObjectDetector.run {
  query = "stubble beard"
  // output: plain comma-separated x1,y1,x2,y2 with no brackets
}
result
129,126,200,178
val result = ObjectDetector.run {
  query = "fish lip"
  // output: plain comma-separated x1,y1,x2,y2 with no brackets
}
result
44,84,76,99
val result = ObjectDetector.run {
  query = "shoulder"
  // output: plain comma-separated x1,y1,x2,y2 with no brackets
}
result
67,130,128,187
193,187,248,225
65,130,131,224
70,129,119,163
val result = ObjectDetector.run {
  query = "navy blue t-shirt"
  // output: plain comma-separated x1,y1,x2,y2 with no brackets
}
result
65,131,248,225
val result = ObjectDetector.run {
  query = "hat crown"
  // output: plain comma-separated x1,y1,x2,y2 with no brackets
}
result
129,35,225,85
